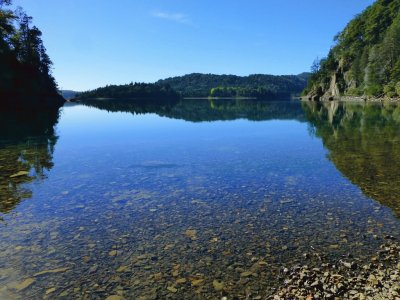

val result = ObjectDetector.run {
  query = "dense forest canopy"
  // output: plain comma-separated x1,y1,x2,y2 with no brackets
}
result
305,0,400,99
78,82,180,101
79,73,310,101
157,73,310,98
0,0,64,109
209,86,280,99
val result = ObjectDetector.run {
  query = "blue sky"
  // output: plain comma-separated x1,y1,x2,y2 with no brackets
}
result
13,0,375,91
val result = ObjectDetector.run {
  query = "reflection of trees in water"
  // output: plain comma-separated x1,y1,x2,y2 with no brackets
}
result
303,101,400,216
83,98,306,122
0,109,60,214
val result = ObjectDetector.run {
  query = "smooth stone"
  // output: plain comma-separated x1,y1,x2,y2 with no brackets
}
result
45,287,56,295
240,271,253,277
105,296,124,300
116,266,128,273
213,279,224,291
34,267,69,277
167,286,178,293
15,278,35,290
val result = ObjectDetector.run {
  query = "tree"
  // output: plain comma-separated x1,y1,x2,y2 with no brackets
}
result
304,0,400,98
311,58,321,74
0,1,63,108
0,0,14,52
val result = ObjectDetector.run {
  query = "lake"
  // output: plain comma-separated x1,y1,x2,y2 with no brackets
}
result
1,99,400,299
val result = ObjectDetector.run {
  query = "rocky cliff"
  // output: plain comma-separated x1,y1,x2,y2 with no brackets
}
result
305,0,400,100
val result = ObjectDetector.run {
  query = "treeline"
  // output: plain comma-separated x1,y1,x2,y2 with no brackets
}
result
0,0,64,109
78,82,180,101
209,86,285,99
157,73,310,98
305,0,400,99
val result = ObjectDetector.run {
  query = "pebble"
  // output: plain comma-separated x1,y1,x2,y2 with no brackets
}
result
15,278,35,291
105,296,124,300
269,240,400,299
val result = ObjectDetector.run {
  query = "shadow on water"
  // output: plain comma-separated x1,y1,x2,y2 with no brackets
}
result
0,108,61,214
82,98,306,122
302,100,400,216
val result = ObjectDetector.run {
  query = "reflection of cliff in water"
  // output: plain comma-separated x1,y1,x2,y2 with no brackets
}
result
83,98,306,122
303,101,400,216
0,109,60,214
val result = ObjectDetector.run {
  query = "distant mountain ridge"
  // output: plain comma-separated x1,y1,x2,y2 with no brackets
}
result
60,90,80,100
305,0,400,100
78,82,180,100
156,73,310,98
77,73,310,101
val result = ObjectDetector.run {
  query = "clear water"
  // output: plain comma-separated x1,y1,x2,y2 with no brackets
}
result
1,99,400,299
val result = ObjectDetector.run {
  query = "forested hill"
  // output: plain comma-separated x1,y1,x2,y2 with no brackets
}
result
305,0,400,100
0,1,64,109
78,83,180,101
61,90,80,100
156,73,310,98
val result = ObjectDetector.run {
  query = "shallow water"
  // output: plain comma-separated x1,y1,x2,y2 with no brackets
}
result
1,99,400,299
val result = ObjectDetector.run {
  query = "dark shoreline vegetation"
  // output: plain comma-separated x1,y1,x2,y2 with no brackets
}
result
0,1,64,110
304,0,400,101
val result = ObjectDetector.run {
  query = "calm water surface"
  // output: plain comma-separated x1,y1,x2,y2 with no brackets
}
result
1,99,400,299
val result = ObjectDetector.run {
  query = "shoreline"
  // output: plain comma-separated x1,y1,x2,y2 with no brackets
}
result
184,97,257,100
300,96,400,104
269,237,400,299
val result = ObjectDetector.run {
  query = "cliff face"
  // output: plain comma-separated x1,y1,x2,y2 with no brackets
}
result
305,0,400,100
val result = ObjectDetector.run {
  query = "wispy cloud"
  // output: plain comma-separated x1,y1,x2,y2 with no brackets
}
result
152,11,191,24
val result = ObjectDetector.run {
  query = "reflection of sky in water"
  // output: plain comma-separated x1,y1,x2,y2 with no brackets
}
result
1,102,400,299
58,105,309,146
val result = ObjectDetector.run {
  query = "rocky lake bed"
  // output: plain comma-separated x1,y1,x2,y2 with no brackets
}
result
1,101,400,299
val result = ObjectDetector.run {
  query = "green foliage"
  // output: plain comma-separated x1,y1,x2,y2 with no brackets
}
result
346,87,364,96
365,84,383,96
157,73,310,98
209,86,280,99
79,82,180,101
306,0,400,98
0,0,63,109
383,83,397,97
